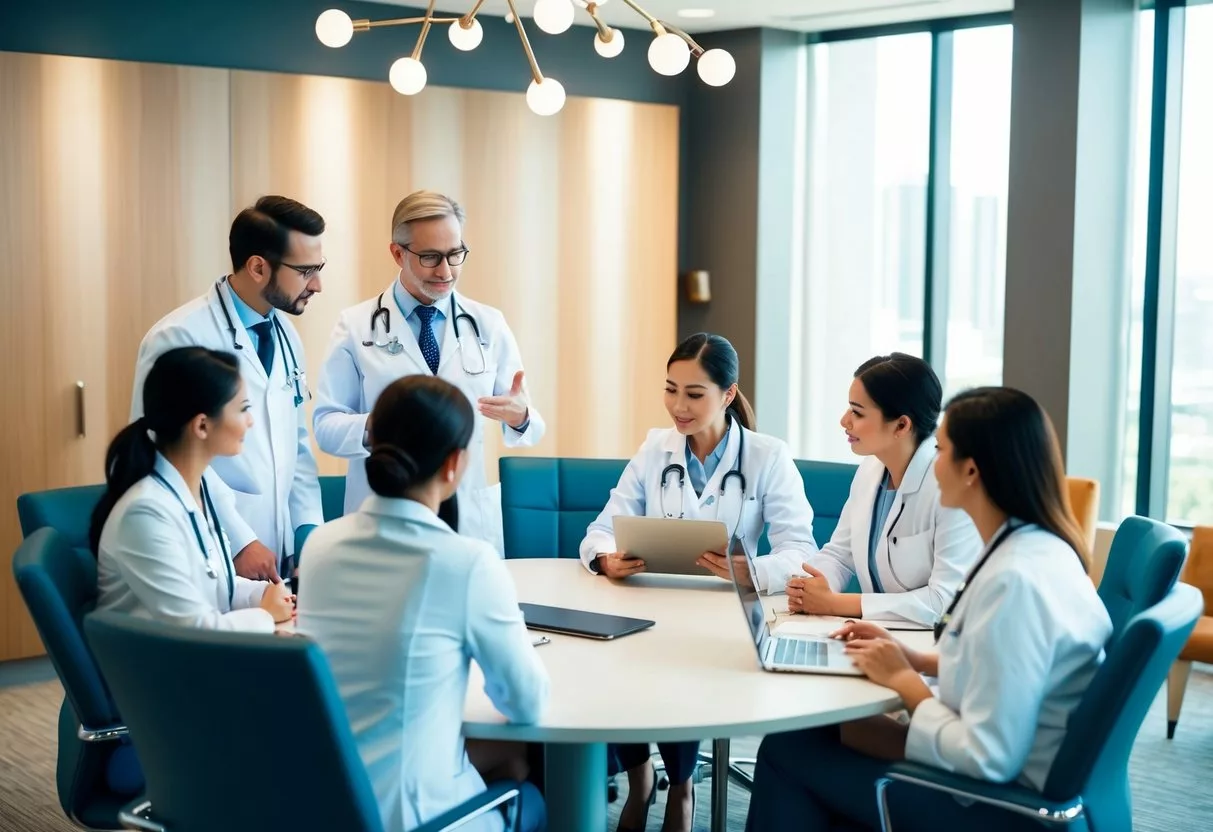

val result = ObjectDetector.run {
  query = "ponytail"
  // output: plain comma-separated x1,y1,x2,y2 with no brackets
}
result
728,389,756,431
88,418,158,554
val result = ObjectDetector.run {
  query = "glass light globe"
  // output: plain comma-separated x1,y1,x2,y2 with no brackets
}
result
505,11,515,24
315,9,354,48
389,57,428,96
697,48,736,86
648,32,690,76
594,28,625,58
533,0,575,35
526,77,566,116
448,18,484,51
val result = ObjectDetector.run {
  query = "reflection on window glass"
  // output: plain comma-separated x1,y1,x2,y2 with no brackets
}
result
1166,4,1213,524
1118,9,1155,518
796,33,931,462
942,25,1012,400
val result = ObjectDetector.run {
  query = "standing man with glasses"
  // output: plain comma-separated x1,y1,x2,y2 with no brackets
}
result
130,196,327,582
313,189,544,555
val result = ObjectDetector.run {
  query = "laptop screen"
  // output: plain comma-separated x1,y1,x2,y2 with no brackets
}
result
725,552,770,656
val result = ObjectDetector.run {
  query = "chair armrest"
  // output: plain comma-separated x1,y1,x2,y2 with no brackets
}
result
413,782,521,832
875,761,1084,827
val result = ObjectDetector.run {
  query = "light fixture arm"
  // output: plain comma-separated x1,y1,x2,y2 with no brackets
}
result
618,0,667,36
355,15,461,31
504,0,545,84
410,0,439,60
583,3,614,42
459,0,487,29
656,20,705,56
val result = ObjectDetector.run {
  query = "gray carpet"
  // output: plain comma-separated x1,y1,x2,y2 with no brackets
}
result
3,660,1212,831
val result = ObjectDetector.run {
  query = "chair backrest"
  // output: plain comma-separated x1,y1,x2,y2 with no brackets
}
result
1042,583,1202,815
319,474,347,522
11,527,121,732
17,484,105,553
1065,476,1100,554
1097,516,1188,639
84,611,384,832
499,456,859,559
1178,526,1213,616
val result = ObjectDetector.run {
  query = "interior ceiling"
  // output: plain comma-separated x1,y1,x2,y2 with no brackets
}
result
380,0,1013,34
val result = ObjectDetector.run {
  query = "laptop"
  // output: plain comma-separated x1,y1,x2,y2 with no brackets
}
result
612,515,729,576
519,602,655,641
726,556,863,676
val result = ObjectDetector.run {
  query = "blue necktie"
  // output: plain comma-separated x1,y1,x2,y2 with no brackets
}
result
414,305,440,374
250,320,275,375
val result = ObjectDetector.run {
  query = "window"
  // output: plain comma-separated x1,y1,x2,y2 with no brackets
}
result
1165,3,1213,524
794,33,932,462
941,25,1013,400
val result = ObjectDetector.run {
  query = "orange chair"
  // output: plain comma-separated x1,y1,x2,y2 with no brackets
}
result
1167,525,1211,738
1066,476,1100,557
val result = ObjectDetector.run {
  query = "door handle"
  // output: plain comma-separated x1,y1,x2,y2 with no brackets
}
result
75,381,86,438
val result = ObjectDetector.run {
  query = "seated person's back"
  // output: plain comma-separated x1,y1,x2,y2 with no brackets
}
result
297,375,547,832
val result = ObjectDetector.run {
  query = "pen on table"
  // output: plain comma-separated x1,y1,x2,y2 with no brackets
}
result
532,635,551,647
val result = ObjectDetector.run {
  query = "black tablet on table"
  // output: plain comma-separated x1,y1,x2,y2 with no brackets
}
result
519,603,655,640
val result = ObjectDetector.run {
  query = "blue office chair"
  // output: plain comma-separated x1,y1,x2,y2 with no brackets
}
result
874,582,1203,832
500,457,627,558
83,611,524,832
319,474,347,522
11,527,142,828
1097,515,1188,639
17,483,105,553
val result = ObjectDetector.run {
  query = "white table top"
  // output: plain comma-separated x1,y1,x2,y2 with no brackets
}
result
462,559,934,744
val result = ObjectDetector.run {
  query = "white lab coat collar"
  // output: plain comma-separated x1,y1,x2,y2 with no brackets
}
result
660,421,741,501
211,278,269,382
899,438,937,496
358,494,449,531
151,453,201,514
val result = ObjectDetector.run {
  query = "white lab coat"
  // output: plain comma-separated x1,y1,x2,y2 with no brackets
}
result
130,279,324,560
312,285,545,555
96,454,274,632
295,496,548,832
805,440,982,625
906,524,1111,789
579,425,819,593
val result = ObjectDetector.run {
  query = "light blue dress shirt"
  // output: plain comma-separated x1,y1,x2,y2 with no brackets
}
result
392,280,448,347
686,425,731,496
228,285,275,350
868,471,898,593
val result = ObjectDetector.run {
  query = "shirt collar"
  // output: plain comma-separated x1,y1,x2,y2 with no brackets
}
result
151,453,197,514
392,277,448,322
226,280,273,330
358,494,451,531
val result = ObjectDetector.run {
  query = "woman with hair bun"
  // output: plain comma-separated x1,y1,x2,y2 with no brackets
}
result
297,375,548,832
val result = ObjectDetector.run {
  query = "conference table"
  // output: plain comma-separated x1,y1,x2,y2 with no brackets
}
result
462,559,933,832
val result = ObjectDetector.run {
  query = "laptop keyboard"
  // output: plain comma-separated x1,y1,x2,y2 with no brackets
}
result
773,637,831,668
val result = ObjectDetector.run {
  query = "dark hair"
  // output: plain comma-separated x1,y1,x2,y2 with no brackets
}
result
365,376,476,530
853,353,942,445
89,348,242,554
943,387,1089,568
666,333,756,430
229,195,325,273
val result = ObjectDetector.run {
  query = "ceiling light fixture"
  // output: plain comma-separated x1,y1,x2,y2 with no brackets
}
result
676,8,717,18
314,0,735,116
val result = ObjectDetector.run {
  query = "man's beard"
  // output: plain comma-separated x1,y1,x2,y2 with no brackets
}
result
265,271,310,316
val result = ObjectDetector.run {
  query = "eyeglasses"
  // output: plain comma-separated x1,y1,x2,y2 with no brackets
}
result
279,261,327,279
403,245,470,268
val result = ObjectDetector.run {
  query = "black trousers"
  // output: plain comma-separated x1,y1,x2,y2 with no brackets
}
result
614,741,701,786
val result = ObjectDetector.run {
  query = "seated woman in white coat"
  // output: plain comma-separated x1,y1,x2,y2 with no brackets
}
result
296,375,549,832
785,353,981,626
580,332,818,832
745,386,1113,832
92,347,295,632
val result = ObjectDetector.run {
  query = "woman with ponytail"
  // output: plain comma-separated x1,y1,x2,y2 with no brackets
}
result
93,347,294,631
296,375,549,832
580,332,819,832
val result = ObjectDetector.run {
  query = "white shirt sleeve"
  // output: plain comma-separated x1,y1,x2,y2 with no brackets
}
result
493,317,545,448
905,570,1052,783
803,495,859,592
750,444,819,594
313,314,372,459
464,552,549,724
106,502,275,633
578,439,650,570
860,503,982,625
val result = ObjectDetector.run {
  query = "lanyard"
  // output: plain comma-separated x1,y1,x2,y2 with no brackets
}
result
150,472,235,608
933,520,1023,643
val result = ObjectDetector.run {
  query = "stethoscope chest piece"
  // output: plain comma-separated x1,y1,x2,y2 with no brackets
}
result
384,337,404,356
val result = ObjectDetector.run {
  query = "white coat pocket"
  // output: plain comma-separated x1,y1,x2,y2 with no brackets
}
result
887,530,934,590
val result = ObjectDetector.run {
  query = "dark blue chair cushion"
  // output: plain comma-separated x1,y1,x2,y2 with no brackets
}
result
17,484,105,556
319,475,347,522
1097,516,1188,640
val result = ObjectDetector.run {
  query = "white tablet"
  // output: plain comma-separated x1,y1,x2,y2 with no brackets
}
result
611,516,730,576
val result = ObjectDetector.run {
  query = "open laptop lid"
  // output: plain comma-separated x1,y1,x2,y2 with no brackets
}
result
725,544,773,666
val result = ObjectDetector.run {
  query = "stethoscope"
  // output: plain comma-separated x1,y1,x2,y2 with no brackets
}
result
150,472,235,608
933,520,1024,643
214,279,308,407
659,418,747,538
361,292,488,375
